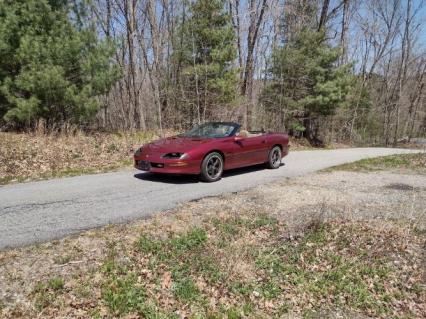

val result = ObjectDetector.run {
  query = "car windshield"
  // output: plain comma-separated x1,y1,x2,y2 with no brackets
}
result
180,123,238,138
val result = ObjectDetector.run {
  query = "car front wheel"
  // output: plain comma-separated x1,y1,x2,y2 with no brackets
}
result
266,146,282,169
200,152,224,182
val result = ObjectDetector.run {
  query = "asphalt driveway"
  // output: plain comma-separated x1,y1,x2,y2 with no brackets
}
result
0,148,420,249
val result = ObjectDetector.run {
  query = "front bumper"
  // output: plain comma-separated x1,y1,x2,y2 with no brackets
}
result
134,154,200,174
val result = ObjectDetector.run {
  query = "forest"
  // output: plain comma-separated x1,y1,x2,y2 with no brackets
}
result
0,0,425,146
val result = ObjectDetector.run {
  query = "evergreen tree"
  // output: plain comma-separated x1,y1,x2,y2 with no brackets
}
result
261,29,353,144
173,0,238,124
0,0,120,128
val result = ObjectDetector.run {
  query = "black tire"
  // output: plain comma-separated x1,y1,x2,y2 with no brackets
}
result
200,152,224,182
266,146,282,169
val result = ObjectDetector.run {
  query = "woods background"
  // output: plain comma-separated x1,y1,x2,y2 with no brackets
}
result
0,0,425,146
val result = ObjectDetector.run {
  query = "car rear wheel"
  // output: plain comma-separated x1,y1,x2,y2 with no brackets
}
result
200,152,224,182
266,146,282,169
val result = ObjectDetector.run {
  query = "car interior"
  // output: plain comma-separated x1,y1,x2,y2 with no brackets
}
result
214,126,235,136
237,129,264,138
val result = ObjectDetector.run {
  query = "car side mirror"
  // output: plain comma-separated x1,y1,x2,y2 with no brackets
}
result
234,135,244,142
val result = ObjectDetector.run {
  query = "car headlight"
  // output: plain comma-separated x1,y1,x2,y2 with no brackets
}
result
162,152,189,159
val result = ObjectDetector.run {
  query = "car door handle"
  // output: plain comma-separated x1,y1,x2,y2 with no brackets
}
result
262,140,266,143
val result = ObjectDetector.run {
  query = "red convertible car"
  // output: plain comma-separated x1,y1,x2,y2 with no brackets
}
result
134,122,289,182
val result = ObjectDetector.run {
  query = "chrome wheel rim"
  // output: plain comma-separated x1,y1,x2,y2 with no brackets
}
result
271,149,281,167
206,155,222,179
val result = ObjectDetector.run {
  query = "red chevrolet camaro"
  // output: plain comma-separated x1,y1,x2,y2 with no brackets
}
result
134,122,289,182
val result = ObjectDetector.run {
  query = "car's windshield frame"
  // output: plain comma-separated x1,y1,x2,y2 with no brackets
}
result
180,122,241,138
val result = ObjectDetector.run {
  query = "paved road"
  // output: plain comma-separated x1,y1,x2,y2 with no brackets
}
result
0,148,421,250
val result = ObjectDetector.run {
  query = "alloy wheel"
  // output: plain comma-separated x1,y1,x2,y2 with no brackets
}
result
271,149,280,166
206,155,223,179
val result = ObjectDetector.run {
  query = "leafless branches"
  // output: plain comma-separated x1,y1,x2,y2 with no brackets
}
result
87,0,425,144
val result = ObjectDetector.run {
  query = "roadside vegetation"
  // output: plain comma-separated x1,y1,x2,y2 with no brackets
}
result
1,210,424,318
325,153,426,174
0,130,163,185
1,1,425,147
0,131,321,185
1,167,425,318
98,218,423,318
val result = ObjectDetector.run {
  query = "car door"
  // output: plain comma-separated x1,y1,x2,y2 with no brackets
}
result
231,134,268,167
247,134,269,163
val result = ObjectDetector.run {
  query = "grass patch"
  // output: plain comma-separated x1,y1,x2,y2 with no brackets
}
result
129,217,426,318
172,278,200,302
100,252,170,318
170,227,208,253
136,227,208,260
324,153,425,173
102,274,146,315
252,223,394,315
47,277,65,290
15,213,425,318
99,229,212,317
32,277,65,310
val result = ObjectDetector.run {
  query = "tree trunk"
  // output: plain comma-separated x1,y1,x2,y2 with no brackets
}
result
229,0,243,80
241,0,268,129
339,0,349,65
303,113,324,147
318,0,330,31
241,0,267,99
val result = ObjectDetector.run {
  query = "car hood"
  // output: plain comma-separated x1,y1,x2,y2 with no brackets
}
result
145,136,211,154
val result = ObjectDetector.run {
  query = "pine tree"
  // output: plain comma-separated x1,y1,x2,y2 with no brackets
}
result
261,29,353,144
173,0,238,124
0,0,120,128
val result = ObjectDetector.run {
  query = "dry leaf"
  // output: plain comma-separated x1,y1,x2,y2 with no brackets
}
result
161,271,172,289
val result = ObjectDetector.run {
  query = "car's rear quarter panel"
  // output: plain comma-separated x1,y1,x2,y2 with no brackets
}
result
267,133,289,156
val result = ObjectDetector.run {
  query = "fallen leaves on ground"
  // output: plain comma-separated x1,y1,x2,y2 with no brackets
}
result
0,171,424,318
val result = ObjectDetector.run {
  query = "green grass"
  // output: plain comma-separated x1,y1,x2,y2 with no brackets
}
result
102,274,146,315
244,220,416,317
324,153,425,173
212,216,244,238
48,277,65,290
135,219,418,317
100,250,171,318
100,228,212,317
136,227,208,260
29,215,423,318
32,277,65,310
172,278,200,302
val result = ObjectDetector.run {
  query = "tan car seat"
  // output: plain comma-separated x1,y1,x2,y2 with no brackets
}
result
238,130,250,138
238,129,263,138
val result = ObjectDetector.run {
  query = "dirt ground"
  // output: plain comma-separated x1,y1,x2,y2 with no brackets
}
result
0,169,425,318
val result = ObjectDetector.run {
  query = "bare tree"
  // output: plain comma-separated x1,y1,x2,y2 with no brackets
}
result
82,0,425,144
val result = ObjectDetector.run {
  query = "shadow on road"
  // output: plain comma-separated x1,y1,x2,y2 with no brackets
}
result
134,172,200,184
134,163,284,184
